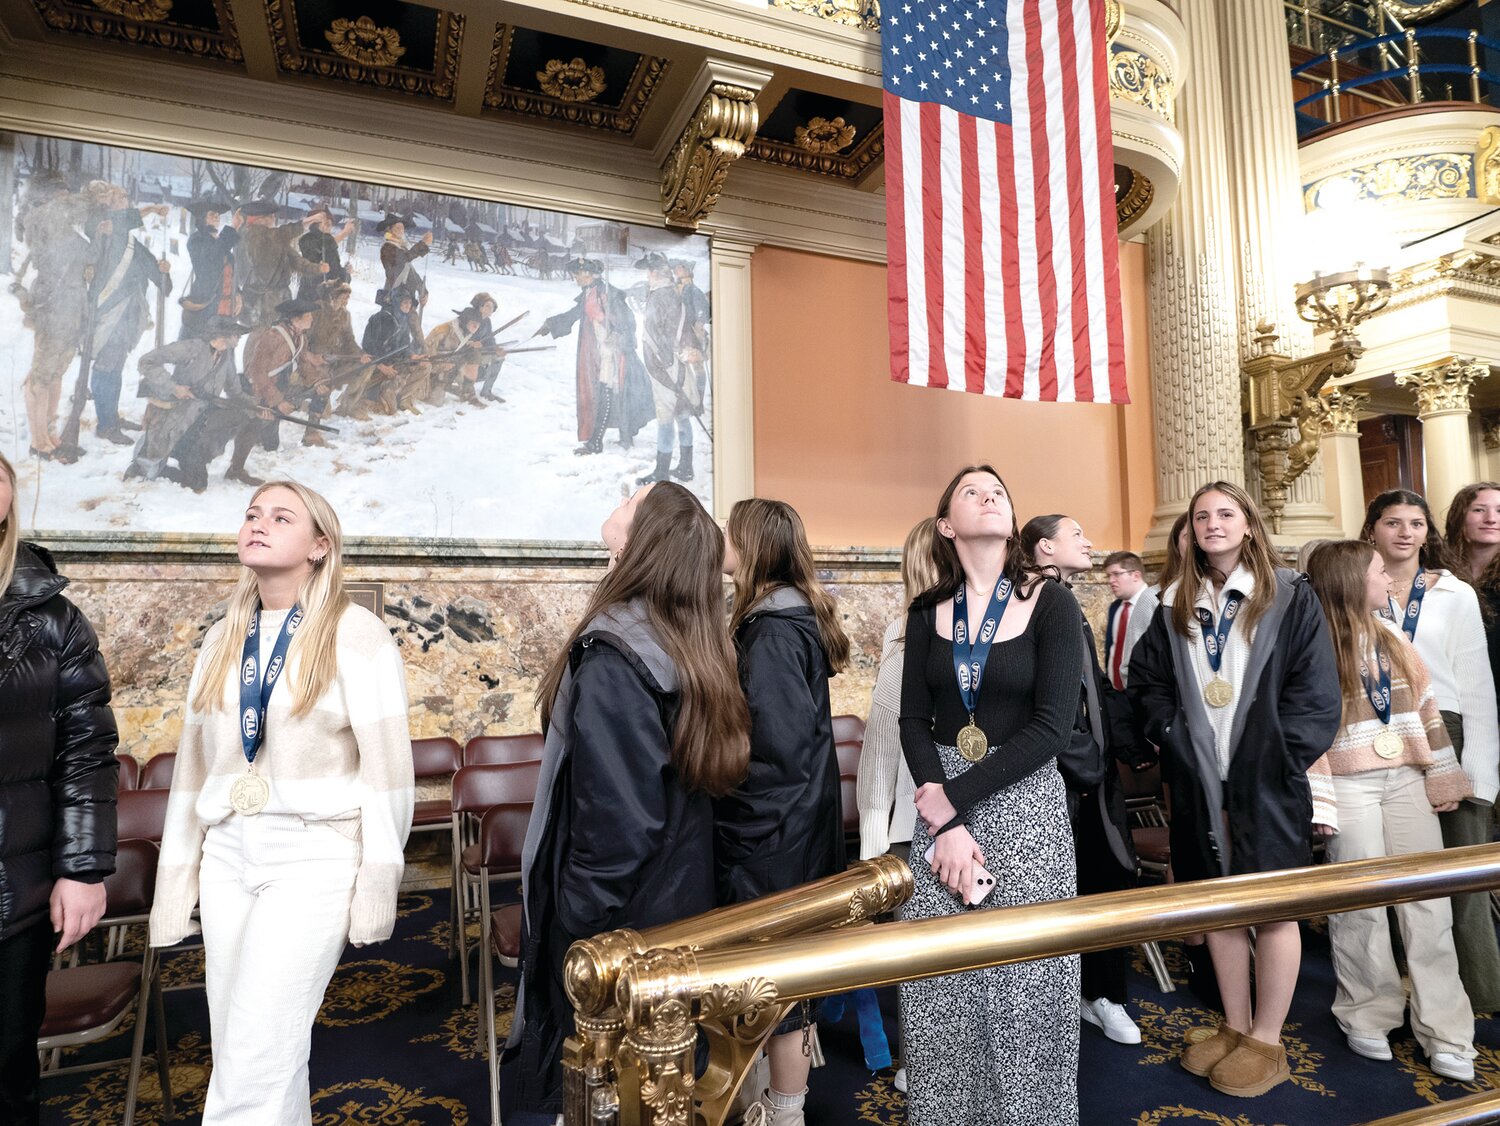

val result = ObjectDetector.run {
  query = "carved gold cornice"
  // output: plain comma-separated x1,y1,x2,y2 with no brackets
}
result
1480,126,1500,206
661,82,760,230
1396,358,1491,418
746,120,883,181
768,0,879,32
31,0,243,63
1116,167,1155,235
1304,153,1474,210
1313,388,1369,436
1110,44,1174,122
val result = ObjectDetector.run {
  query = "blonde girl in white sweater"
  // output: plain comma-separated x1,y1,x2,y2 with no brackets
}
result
1305,539,1474,1080
149,481,414,1125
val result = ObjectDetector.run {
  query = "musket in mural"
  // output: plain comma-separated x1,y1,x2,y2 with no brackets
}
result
0,130,713,541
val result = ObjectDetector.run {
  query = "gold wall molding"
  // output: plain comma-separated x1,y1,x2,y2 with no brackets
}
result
768,0,879,32
1110,44,1174,122
1479,125,1500,206
661,82,759,230
1396,357,1491,418
1304,153,1474,209
1314,388,1369,436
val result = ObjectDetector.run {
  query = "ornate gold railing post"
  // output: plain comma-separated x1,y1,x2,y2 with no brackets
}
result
615,947,702,1126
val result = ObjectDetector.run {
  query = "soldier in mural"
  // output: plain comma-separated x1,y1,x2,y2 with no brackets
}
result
306,282,373,419
534,257,651,457
358,287,428,415
83,182,172,447
179,199,241,341
470,291,507,403
378,215,432,338
632,251,699,485
14,182,91,458
125,314,249,491
673,257,710,404
296,205,355,298
423,304,487,408
229,297,322,483
235,198,328,327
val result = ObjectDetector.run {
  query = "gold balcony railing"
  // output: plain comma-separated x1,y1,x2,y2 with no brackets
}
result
564,842,1500,1126
1366,1087,1500,1124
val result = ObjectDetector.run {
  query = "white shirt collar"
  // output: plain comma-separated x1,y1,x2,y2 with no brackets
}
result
1193,563,1255,615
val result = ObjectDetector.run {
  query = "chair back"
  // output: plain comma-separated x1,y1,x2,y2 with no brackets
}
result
116,789,170,843
139,753,176,790
451,762,542,816
1116,760,1162,802
831,714,865,745
464,733,545,765
411,736,463,780
103,839,160,920
477,803,532,874
839,776,859,835
115,754,140,791
835,740,861,780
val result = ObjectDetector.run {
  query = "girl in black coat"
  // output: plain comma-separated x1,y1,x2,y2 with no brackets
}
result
716,497,850,1126
1131,480,1340,1099
0,452,119,1123
501,482,750,1124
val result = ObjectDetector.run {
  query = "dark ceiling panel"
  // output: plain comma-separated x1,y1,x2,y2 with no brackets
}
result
265,0,462,101
483,23,667,136
28,0,243,63
748,87,884,182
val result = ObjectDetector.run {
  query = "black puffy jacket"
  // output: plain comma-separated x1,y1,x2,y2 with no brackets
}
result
714,590,845,905
0,543,119,940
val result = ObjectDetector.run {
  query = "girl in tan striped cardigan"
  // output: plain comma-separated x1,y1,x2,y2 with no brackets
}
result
1305,540,1475,1081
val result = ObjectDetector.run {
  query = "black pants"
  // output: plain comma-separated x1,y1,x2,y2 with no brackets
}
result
0,921,54,1125
1074,796,1135,1004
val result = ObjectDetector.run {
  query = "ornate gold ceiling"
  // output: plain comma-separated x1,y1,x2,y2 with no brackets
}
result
265,0,463,101
27,0,242,63
482,23,668,136
747,87,883,182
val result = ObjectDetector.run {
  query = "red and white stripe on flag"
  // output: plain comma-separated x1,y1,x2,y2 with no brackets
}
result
884,0,1129,404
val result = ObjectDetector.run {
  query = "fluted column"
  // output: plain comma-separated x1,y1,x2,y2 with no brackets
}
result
1315,390,1370,538
1218,0,1341,543
1144,0,1242,550
710,236,759,516
1395,359,1491,521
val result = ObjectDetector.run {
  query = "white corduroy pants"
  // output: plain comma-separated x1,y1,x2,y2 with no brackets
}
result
1327,767,1475,1060
198,812,359,1125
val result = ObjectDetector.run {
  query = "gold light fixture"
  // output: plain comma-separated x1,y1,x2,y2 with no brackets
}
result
1294,265,1392,347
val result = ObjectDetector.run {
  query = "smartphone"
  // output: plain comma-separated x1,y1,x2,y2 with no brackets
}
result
922,842,998,906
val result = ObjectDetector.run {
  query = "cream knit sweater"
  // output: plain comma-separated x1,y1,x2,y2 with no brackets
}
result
149,602,414,947
856,618,916,857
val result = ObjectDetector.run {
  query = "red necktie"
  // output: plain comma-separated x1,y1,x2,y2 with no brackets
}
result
1110,600,1130,691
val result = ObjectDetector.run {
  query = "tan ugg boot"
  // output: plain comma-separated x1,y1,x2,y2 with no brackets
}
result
1209,1034,1290,1097
1180,1025,1241,1077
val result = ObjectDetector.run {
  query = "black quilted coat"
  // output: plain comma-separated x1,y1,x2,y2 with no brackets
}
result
0,543,119,940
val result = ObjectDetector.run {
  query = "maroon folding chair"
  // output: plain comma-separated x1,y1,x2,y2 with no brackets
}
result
463,733,545,765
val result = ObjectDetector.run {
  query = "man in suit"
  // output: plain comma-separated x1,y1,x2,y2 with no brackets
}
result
1103,551,1157,691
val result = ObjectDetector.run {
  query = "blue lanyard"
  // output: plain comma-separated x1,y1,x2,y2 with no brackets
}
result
1382,569,1427,642
238,604,303,766
951,576,1015,716
1194,591,1245,675
1360,642,1394,726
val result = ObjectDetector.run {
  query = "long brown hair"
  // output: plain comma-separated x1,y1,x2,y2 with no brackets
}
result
1305,540,1422,713
536,483,750,797
915,464,1043,608
1445,481,1500,598
1018,514,1070,582
1157,510,1190,594
1361,489,1461,574
727,498,850,673
1169,481,1281,639
0,452,17,598
192,480,346,718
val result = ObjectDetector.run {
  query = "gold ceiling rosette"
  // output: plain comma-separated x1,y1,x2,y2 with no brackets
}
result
89,0,172,21
794,115,857,155
538,56,607,103
324,15,406,67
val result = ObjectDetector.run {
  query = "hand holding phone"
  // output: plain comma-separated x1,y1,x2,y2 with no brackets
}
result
923,841,998,906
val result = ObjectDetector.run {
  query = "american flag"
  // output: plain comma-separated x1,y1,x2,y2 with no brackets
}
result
883,0,1128,403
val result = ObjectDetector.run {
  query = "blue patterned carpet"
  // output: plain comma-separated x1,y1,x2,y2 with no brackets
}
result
37,895,1500,1125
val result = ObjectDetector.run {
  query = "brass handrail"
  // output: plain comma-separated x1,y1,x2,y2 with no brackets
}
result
583,843,1500,1126
1363,1088,1500,1125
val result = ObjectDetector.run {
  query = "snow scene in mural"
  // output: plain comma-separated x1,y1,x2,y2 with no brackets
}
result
0,131,713,541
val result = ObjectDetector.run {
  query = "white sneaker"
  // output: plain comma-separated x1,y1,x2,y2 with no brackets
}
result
1347,1034,1392,1061
1080,997,1143,1045
892,1067,907,1093
1431,1052,1475,1082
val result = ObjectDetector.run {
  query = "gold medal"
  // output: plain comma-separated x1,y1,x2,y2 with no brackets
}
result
1203,677,1234,709
1372,728,1404,760
957,720,988,763
230,771,269,815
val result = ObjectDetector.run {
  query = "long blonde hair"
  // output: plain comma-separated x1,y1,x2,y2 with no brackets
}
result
1305,540,1422,715
0,453,18,598
727,498,851,673
192,480,347,717
901,516,939,612
1169,481,1282,639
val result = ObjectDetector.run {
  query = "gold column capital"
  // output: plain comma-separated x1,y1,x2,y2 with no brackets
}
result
1395,358,1491,418
1316,388,1371,436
